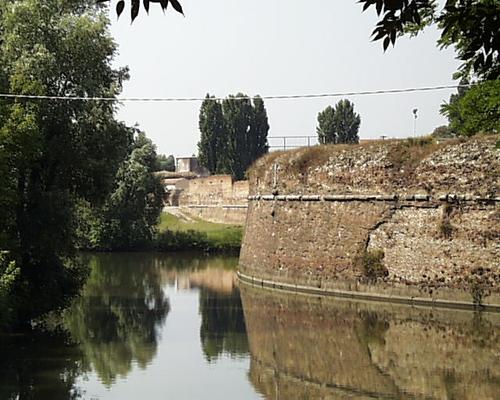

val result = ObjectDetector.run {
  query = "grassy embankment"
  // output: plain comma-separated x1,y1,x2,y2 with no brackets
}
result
156,212,243,253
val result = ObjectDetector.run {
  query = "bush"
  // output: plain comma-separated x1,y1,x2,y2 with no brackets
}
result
155,229,241,253
355,248,388,279
431,125,455,139
442,80,500,137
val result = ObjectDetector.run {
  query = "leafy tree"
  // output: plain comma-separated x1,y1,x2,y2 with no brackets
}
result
78,132,165,250
154,154,175,172
359,0,499,81
334,99,361,144
317,106,337,144
317,100,361,144
198,94,227,174
250,96,270,160
222,94,255,180
0,0,131,325
441,80,500,136
198,94,269,180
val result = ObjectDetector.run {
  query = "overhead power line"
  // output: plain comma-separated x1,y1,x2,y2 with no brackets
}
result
0,84,473,103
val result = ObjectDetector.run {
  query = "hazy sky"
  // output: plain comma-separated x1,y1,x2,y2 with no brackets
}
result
109,0,460,157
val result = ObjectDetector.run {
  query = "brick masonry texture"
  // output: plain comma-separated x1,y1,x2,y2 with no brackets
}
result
176,175,249,225
239,136,500,306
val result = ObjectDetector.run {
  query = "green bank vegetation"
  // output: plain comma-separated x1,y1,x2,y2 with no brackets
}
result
156,213,242,253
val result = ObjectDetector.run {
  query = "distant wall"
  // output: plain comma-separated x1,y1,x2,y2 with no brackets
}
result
176,175,249,225
239,136,500,307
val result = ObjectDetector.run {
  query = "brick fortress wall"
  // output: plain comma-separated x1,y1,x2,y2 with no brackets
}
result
177,175,249,225
239,136,499,307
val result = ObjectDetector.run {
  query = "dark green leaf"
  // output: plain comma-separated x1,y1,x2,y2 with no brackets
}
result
116,0,125,17
383,36,391,51
170,0,184,15
372,29,386,41
390,29,396,45
131,0,140,21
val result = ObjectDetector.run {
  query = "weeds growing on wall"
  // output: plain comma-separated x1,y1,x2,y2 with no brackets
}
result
467,268,492,308
355,248,388,280
386,136,446,181
439,204,455,240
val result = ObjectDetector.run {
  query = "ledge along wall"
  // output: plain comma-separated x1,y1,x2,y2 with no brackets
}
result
238,136,500,308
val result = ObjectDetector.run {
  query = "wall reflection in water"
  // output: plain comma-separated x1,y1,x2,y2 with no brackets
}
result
241,284,500,400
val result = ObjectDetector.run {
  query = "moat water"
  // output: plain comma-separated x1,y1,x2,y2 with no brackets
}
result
1,253,499,399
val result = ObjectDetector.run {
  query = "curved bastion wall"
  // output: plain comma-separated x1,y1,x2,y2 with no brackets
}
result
238,136,500,308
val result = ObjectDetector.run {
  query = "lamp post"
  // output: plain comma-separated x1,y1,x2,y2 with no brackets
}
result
412,108,418,137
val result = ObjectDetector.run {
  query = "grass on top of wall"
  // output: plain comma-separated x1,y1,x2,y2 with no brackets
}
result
156,212,242,253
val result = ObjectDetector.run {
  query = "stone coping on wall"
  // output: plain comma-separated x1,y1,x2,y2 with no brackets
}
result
237,271,500,313
247,193,500,202
186,204,248,209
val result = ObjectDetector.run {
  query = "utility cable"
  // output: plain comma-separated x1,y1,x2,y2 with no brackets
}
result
0,84,474,103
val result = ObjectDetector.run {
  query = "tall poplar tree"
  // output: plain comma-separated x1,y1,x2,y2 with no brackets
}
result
222,94,254,180
198,94,226,174
250,96,270,160
198,93,269,180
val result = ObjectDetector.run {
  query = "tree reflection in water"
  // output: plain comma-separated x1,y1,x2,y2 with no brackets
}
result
63,253,169,386
0,329,83,400
241,284,500,400
198,286,248,362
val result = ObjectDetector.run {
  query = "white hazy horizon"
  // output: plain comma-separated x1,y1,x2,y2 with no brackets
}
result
109,0,460,157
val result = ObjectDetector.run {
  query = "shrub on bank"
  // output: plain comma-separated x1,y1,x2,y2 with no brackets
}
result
155,229,241,253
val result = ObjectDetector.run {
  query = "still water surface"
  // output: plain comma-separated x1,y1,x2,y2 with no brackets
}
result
1,253,499,399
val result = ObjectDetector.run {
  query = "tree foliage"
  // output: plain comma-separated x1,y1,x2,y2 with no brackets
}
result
441,80,500,136
317,99,361,144
198,95,227,174
154,153,175,171
0,0,132,325
359,0,499,80
317,106,336,144
98,0,184,22
77,132,165,250
198,94,269,180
